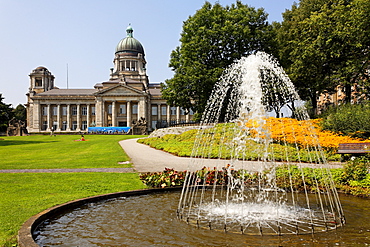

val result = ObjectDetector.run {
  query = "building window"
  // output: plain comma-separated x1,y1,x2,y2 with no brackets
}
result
108,104,112,114
52,106,58,115
52,121,58,130
72,106,77,115
82,121,87,130
189,108,194,115
170,107,176,115
91,106,96,116
35,78,42,87
151,106,158,116
71,121,77,130
62,121,67,130
180,108,186,115
161,106,167,116
152,120,157,129
81,106,87,116
119,104,126,114
132,104,138,114
42,106,48,116
62,106,67,115
118,121,127,127
42,121,48,130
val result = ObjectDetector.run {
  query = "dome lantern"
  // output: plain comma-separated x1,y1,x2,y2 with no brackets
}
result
115,25,144,56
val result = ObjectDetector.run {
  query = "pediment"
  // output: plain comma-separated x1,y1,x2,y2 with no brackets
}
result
94,84,145,96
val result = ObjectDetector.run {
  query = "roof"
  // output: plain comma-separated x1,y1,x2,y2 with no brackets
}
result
36,89,98,96
116,26,144,55
148,83,162,96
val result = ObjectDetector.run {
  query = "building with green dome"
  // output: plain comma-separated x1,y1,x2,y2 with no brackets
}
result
26,26,194,134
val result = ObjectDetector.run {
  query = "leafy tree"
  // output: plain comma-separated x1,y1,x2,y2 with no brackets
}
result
162,1,272,119
275,0,370,116
0,94,13,132
13,104,26,122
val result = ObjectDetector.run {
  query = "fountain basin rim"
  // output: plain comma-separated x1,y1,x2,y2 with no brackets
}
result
17,187,183,247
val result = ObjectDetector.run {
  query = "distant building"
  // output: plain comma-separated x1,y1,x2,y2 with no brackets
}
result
26,25,194,134
317,84,368,114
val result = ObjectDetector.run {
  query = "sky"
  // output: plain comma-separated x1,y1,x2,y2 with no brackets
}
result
0,0,297,107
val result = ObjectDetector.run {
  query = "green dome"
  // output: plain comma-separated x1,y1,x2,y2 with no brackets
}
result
116,25,144,56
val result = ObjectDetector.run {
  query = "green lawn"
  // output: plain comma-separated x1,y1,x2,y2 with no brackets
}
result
0,135,145,169
0,135,147,247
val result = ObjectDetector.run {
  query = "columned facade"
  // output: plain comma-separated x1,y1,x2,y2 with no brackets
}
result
26,26,194,134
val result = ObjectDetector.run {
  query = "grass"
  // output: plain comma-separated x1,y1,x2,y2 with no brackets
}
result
0,135,145,169
0,135,147,247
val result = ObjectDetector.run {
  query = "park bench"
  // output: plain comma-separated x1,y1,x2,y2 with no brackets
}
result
337,143,370,155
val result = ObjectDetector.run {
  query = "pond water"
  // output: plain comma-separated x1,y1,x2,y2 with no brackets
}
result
34,191,370,246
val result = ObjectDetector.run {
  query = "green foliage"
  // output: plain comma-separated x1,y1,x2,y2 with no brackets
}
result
140,168,186,188
0,94,13,133
140,165,370,198
139,125,340,162
162,1,272,115
276,0,370,115
320,103,370,139
342,156,370,182
13,104,26,122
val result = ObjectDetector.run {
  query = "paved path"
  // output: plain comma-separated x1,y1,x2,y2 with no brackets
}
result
119,138,343,173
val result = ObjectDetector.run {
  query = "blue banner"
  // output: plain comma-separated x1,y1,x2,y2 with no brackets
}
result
87,127,131,134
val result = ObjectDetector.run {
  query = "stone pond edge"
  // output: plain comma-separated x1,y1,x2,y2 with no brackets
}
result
18,187,183,247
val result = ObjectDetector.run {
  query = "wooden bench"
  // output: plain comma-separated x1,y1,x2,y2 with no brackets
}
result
337,143,370,154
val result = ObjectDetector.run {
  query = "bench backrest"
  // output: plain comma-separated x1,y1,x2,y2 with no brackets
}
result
338,143,370,154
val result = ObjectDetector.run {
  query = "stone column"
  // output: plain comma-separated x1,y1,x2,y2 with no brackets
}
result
112,101,116,127
102,100,105,126
167,105,170,124
76,104,81,131
176,106,181,124
127,101,131,127
95,98,102,127
57,104,61,131
46,104,51,131
157,104,161,122
66,104,71,131
87,104,90,129
33,101,40,131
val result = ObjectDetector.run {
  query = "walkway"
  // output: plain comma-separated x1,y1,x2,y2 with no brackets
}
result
119,138,343,173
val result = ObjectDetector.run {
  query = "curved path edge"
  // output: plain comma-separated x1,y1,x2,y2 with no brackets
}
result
119,138,343,173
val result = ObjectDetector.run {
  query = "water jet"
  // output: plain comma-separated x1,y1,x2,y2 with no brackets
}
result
177,51,345,235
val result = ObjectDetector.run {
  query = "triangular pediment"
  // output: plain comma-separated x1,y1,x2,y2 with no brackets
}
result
94,84,145,96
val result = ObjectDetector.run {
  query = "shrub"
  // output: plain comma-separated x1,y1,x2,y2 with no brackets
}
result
320,103,370,139
140,165,370,198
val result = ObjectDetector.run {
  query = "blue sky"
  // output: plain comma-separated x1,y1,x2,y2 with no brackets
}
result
0,0,297,106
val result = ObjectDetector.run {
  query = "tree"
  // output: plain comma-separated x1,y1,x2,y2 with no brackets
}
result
162,1,272,119
13,104,26,122
0,94,13,132
275,0,370,116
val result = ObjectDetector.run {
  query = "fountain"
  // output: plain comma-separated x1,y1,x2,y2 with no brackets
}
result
27,52,355,247
177,51,345,235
